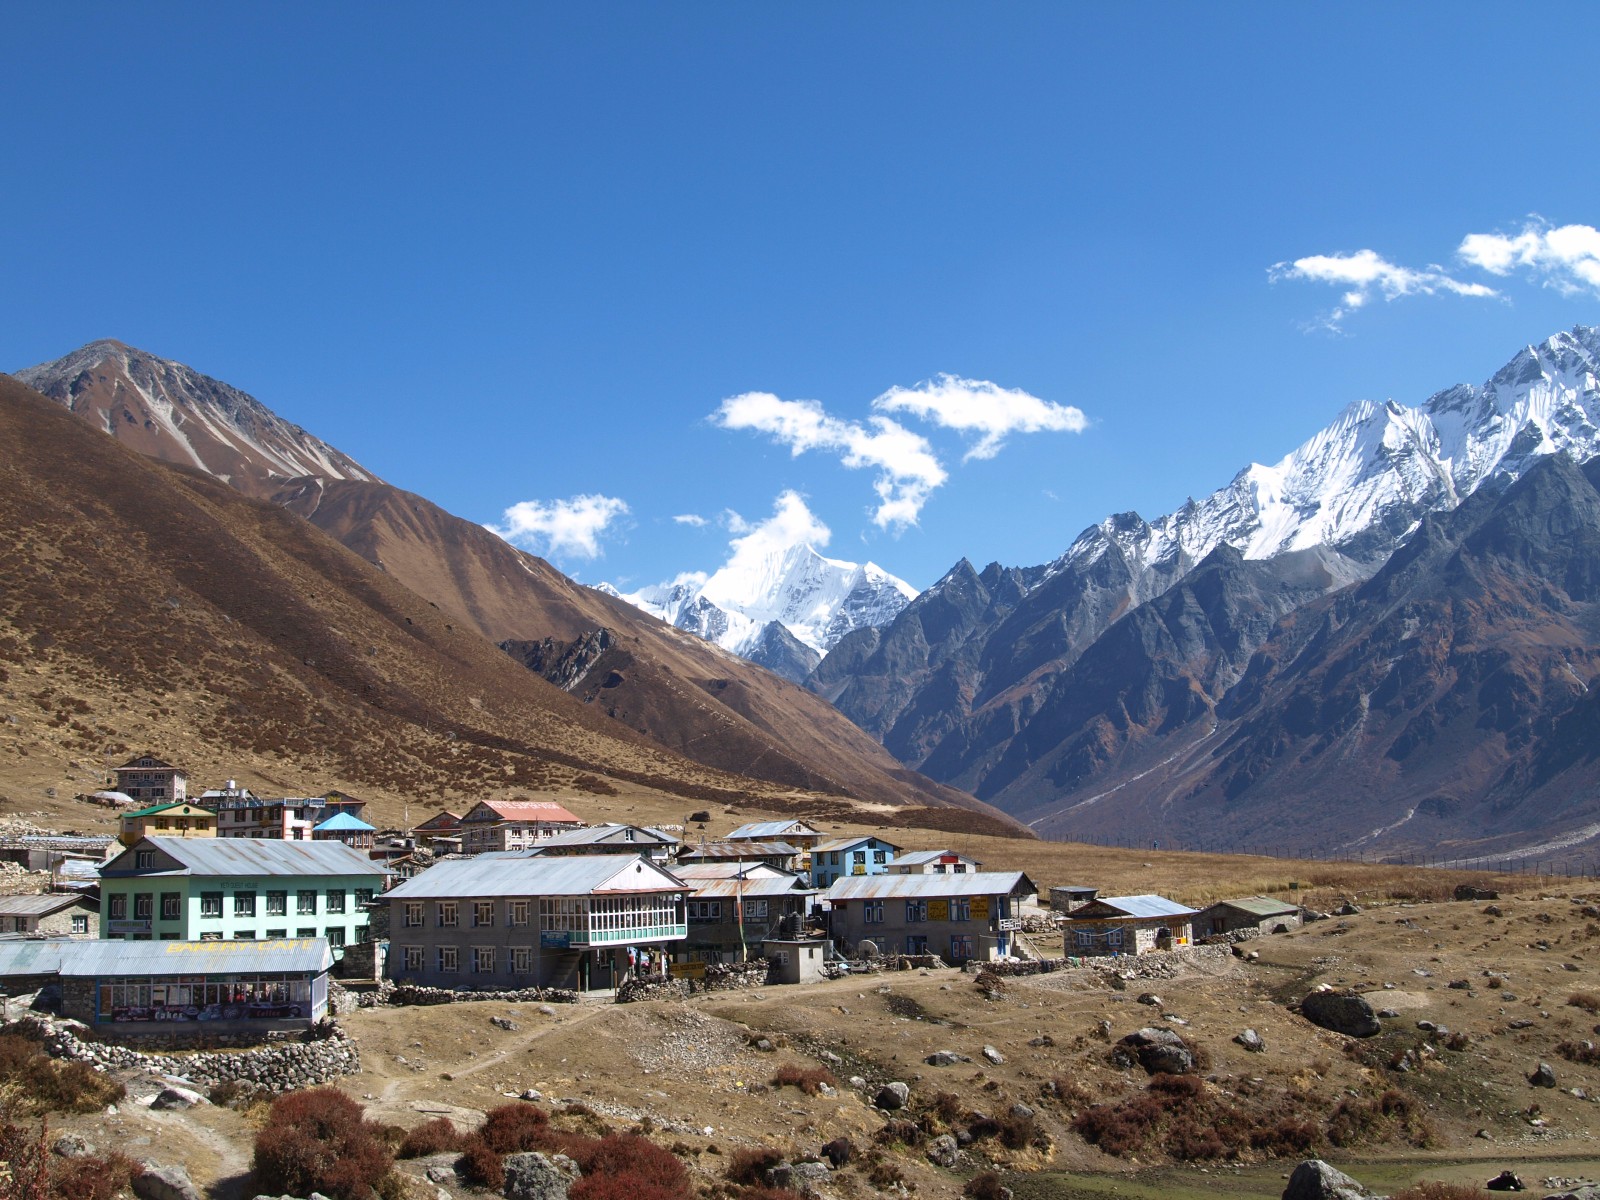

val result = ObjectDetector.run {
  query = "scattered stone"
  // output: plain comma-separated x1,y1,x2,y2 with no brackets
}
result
427,1163,460,1185
51,1133,93,1158
1336,903,1362,916
502,1151,581,1200
1455,885,1500,901
1118,1027,1196,1075
1377,1009,1400,1019
150,1085,207,1110
1028,1034,1055,1048
1531,1062,1559,1088
874,1082,910,1110
926,1134,960,1168
849,1075,867,1090
753,1038,774,1053
132,1165,204,1200
1234,1029,1266,1053
981,1045,1005,1065
1510,1019,1536,1029
537,1004,558,1016
925,1050,968,1067
490,1017,521,1032
521,1088,544,1101
1281,1158,1376,1200
1008,1102,1034,1120
1137,992,1163,1006
1300,991,1381,1038
1485,905,1503,917
1448,980,1473,991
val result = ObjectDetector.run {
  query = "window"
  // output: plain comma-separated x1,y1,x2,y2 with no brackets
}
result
473,946,495,973
953,864,967,873
297,890,317,915
438,901,458,928
438,946,459,973
872,850,886,864
234,892,256,917
70,915,89,935
688,901,721,922
266,928,287,938
326,890,346,914
746,900,768,921
356,924,372,943
154,819,169,830
135,851,154,870
161,893,181,920
474,901,495,927
949,935,974,961
864,900,884,924
234,930,255,940
952,898,971,922
108,894,127,920
199,931,223,941
512,947,532,974
906,935,928,954
134,894,153,920
624,828,635,841
200,893,222,918
404,945,423,971
905,900,928,923
355,888,373,907
297,927,317,938
852,850,866,864
509,901,529,927
326,927,345,948
404,902,423,928
266,891,287,916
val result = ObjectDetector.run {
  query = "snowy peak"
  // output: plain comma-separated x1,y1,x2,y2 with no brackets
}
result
15,340,379,498
1057,324,1600,586
608,543,916,680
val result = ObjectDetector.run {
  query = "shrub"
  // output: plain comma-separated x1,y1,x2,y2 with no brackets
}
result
1326,1090,1434,1150
1558,1040,1600,1065
965,1171,1008,1200
1569,991,1600,1014
398,1117,463,1159
875,1117,924,1147
726,1146,784,1186
1389,1185,1492,1200
579,1133,688,1192
456,1137,505,1191
569,1176,689,1200
930,1092,964,1125
995,1111,1042,1151
477,1104,550,1154
0,1034,124,1115
770,1063,838,1095
252,1087,395,1200
862,1152,905,1189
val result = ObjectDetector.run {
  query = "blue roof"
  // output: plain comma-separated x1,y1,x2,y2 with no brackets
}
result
314,812,377,832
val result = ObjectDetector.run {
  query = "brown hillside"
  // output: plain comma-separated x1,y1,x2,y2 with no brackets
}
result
0,374,841,827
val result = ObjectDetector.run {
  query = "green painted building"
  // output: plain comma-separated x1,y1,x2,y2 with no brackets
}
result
99,837,390,955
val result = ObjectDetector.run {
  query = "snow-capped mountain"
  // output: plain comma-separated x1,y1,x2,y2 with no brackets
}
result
1052,325,1600,590
15,340,378,498
610,544,917,682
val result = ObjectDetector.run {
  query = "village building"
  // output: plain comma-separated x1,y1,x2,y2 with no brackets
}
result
891,850,982,875
117,802,217,847
1063,894,1197,956
202,782,368,842
824,871,1036,964
384,854,688,992
1197,895,1303,938
311,811,377,851
413,810,465,852
526,823,679,863
0,893,99,937
670,862,819,962
111,754,188,806
810,835,901,887
98,837,389,957
0,938,333,1034
725,820,826,852
676,840,803,873
458,800,584,855
1048,885,1100,914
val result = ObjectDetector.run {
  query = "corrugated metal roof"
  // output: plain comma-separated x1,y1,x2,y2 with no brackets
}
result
823,872,1030,902
892,850,978,867
1207,895,1300,917
312,812,376,832
727,820,819,840
105,838,390,878
687,877,818,899
0,895,92,917
679,841,798,859
535,824,677,847
812,835,901,854
0,937,332,977
464,800,583,824
384,854,688,900
122,802,208,819
1071,894,1197,920
667,862,797,881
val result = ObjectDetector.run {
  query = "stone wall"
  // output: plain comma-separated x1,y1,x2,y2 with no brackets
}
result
34,1019,360,1092
971,943,1233,979
388,983,580,1006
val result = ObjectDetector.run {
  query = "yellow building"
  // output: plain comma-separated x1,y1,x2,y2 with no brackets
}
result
118,802,218,847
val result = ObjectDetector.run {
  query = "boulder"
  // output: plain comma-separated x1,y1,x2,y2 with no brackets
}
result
52,1133,93,1158
150,1085,207,1110
1234,1028,1266,1053
981,1045,1005,1065
925,1050,968,1067
502,1151,581,1200
1531,1062,1558,1088
1117,1027,1196,1075
874,1082,910,1110
1281,1159,1375,1200
925,1134,959,1168
133,1166,205,1200
1300,990,1381,1038
1455,884,1500,901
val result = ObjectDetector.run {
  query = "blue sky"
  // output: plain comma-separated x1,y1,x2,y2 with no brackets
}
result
3,4,1597,591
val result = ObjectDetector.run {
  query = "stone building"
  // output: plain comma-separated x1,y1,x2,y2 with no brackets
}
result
1063,894,1197,956
824,871,1036,964
0,893,98,937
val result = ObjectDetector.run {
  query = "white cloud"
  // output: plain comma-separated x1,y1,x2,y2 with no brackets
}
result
1458,220,1600,295
1270,248,1497,329
713,392,947,529
873,374,1087,460
487,493,629,559
672,513,708,527
723,490,832,564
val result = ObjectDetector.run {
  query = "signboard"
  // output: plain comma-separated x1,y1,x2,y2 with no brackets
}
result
109,920,151,935
669,961,707,980
927,899,949,922
852,863,866,875
540,931,571,949
970,897,989,921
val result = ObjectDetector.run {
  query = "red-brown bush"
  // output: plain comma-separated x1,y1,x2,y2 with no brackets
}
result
477,1104,551,1154
456,1137,505,1191
770,1064,839,1095
964,1170,1008,1200
725,1146,785,1186
252,1088,395,1200
1389,1184,1492,1200
398,1117,463,1159
0,1034,124,1115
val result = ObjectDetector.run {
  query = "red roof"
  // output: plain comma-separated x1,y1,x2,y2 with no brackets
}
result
465,800,582,825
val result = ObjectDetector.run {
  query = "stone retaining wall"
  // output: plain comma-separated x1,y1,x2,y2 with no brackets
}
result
389,983,580,1006
971,943,1233,979
33,1019,360,1092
